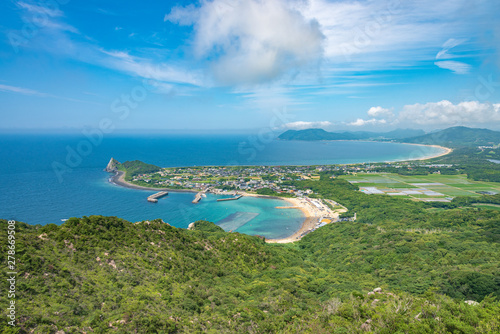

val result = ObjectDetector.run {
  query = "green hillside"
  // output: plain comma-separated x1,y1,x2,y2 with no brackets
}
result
278,126,500,148
118,160,162,180
402,126,500,147
3,175,500,333
277,128,425,141
278,128,355,141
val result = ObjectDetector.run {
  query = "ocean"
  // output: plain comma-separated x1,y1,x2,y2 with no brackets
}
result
0,133,444,239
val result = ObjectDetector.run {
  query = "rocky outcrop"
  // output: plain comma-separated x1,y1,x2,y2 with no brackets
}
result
104,158,120,172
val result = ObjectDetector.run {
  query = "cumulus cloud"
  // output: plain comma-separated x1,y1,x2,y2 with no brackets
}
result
346,106,392,127
367,106,393,118
165,0,324,85
348,118,387,126
285,121,331,130
398,100,500,125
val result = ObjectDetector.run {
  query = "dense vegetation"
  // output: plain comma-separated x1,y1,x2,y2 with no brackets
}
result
401,126,500,148
278,126,500,149
430,146,500,182
118,160,161,180
278,128,425,141
2,173,500,333
255,187,294,198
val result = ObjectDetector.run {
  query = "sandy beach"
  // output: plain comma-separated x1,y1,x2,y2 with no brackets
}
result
397,143,453,162
109,173,332,244
241,193,321,243
109,142,446,245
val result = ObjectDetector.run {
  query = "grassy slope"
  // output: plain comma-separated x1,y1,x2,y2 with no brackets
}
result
1,211,499,333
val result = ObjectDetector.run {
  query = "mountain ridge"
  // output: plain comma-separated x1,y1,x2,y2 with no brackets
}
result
278,126,500,147
278,128,425,141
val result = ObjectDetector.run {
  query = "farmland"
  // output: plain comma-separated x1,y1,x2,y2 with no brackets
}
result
339,173,500,201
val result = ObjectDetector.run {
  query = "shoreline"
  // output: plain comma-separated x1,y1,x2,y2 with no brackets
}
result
240,193,317,243
397,143,453,162
109,173,316,243
107,142,452,244
264,196,319,243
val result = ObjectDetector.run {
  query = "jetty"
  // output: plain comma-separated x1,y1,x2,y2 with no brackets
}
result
192,191,204,203
147,191,168,203
217,195,242,202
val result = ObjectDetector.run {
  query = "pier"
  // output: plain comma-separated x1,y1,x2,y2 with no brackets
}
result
217,195,242,202
192,191,204,203
147,191,168,203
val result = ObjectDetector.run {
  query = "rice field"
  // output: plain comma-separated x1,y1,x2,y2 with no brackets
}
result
339,173,500,201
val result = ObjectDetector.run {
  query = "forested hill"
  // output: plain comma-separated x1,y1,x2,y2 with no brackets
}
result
400,126,500,147
3,171,500,333
277,128,425,141
278,126,500,147
115,160,161,180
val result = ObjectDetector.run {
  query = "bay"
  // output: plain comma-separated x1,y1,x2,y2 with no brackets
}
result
0,133,445,238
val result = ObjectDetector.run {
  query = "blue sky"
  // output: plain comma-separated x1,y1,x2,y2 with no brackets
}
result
1,0,499,132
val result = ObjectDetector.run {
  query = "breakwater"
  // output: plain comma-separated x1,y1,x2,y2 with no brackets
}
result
147,191,168,203
217,195,243,202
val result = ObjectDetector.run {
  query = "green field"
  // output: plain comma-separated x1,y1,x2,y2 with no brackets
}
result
340,173,500,200
473,204,500,211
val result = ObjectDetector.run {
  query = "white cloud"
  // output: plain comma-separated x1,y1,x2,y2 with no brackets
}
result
434,60,471,74
165,0,324,85
434,38,471,74
97,50,203,86
436,38,467,59
0,83,101,104
285,121,331,130
13,3,202,90
367,106,393,118
301,0,473,62
17,1,63,17
348,118,387,126
398,100,500,125
346,106,392,127
0,84,46,96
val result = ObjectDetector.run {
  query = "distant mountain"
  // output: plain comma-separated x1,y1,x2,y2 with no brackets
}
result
383,128,426,139
278,129,355,141
278,128,425,141
401,126,500,147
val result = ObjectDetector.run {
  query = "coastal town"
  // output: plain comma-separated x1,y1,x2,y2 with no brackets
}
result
110,158,474,241
128,161,455,194
107,160,370,242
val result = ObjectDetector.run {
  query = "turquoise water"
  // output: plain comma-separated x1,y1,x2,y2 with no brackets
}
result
0,133,445,238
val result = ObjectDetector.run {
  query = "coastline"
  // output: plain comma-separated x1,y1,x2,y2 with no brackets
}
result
398,143,453,161
269,140,453,165
107,142,452,244
109,173,316,243
240,193,319,243
265,197,317,243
